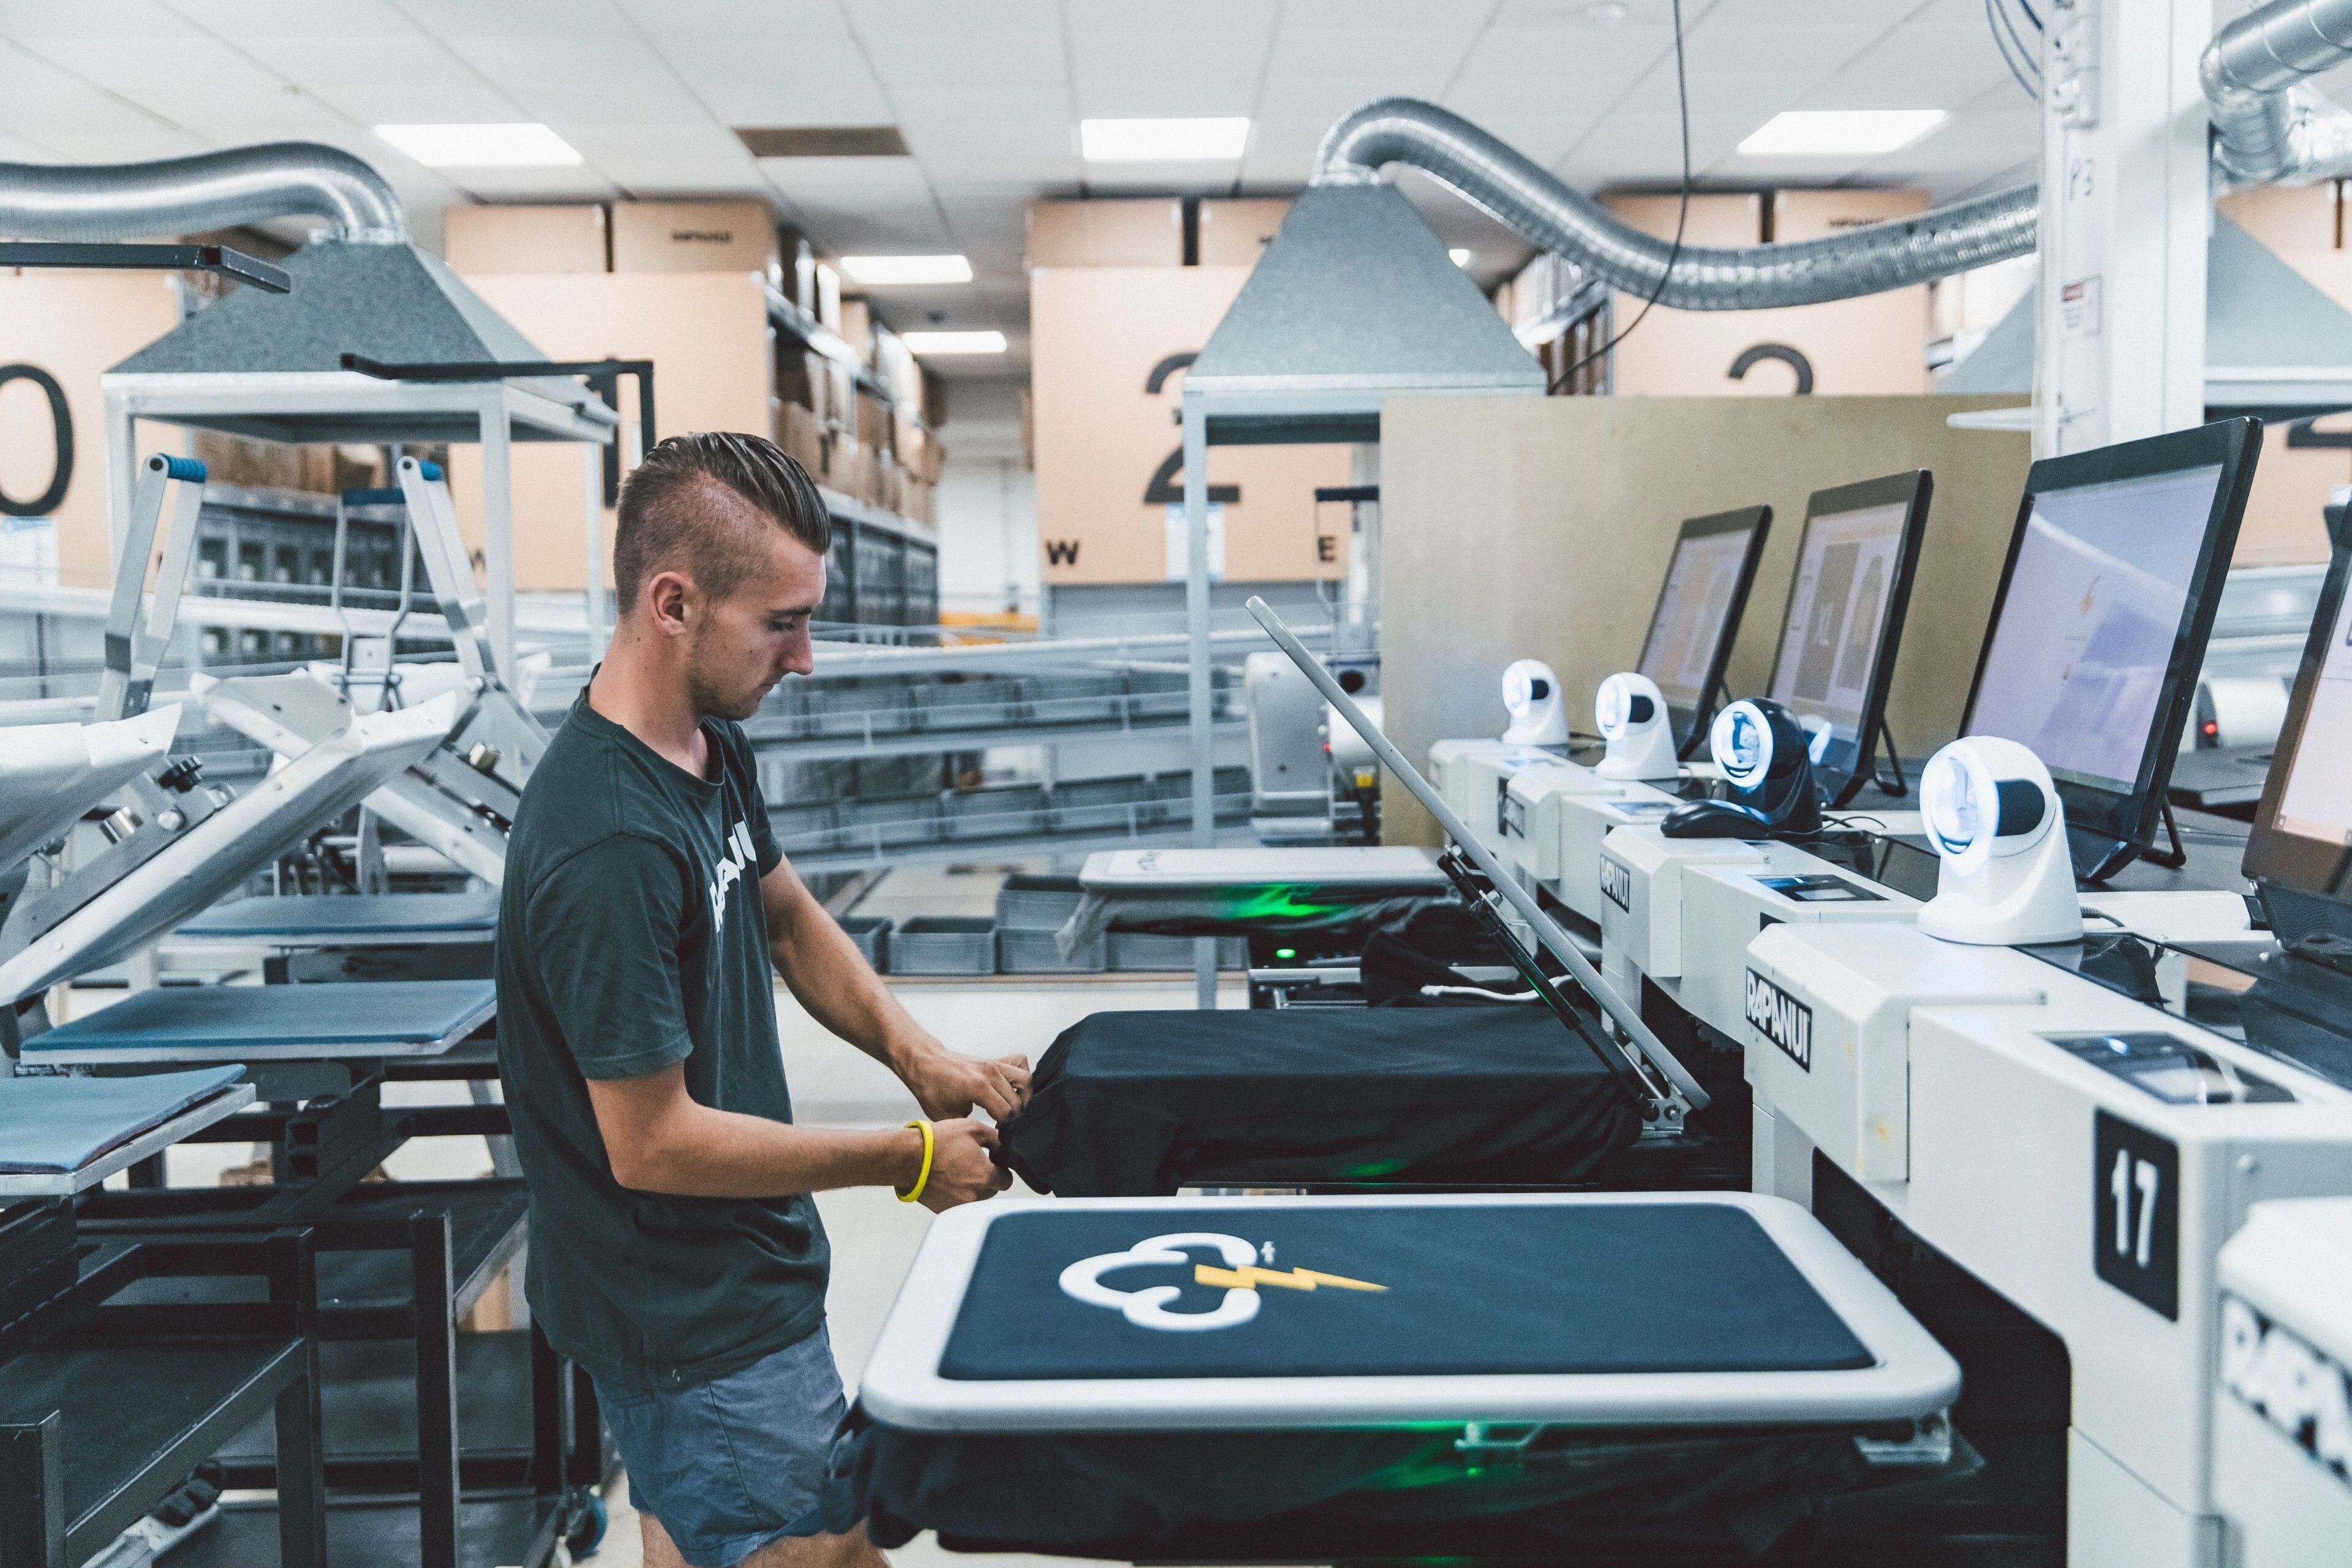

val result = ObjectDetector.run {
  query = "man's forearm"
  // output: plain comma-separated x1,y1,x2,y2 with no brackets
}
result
614,1101,924,1199
769,890,935,1073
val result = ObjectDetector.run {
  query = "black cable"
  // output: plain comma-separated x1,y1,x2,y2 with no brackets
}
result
1994,0,2041,77
1549,0,1690,394
1988,0,2040,102
2012,0,2043,29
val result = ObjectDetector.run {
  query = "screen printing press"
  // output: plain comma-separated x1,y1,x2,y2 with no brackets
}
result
824,1194,1964,1562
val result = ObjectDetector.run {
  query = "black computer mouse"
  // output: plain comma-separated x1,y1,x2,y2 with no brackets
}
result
1660,798,1773,839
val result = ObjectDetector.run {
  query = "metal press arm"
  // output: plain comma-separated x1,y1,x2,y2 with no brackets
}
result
94,453,208,723
1246,595,1709,1111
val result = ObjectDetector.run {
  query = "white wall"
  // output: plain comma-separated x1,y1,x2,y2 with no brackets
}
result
930,379,1039,619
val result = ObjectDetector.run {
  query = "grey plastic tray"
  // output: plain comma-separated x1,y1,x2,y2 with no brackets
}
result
838,914,893,971
1107,932,1250,971
888,916,997,976
998,927,1107,974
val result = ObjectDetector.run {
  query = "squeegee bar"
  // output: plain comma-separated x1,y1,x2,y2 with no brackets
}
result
1243,595,1709,1111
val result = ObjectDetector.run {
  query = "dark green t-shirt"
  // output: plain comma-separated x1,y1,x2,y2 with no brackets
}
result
495,689,829,1392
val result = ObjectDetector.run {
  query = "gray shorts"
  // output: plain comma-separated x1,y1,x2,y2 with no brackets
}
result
595,1325,851,1568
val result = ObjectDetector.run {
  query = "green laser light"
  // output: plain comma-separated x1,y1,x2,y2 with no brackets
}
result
1275,948,1297,960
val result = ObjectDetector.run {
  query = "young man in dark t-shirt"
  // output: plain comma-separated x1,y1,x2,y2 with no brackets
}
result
496,432,1027,1568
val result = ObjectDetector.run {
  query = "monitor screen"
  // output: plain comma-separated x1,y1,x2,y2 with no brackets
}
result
2273,575,2352,846
1767,498,1913,774
1638,508,1766,728
1967,464,2225,794
2248,540,2352,904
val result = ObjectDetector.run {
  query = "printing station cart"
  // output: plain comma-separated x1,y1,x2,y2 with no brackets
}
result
16,978,605,1568
0,1068,328,1568
827,1193,1968,1562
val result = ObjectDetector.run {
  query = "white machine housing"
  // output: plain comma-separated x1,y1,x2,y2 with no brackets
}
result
1541,785,1685,922
1595,826,1766,992
1745,925,2352,1564
1673,846,1924,1046
1917,737,2082,946
1500,658,1569,747
1593,671,1679,781
2212,1197,2352,1566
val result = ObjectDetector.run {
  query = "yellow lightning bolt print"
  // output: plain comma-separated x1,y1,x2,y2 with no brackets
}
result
1193,1264,1387,1293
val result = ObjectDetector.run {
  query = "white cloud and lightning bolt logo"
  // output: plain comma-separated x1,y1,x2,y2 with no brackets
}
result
1057,1232,1385,1333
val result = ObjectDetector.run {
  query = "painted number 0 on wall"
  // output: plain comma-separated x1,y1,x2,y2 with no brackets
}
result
0,363,74,518
2092,1110,2179,1320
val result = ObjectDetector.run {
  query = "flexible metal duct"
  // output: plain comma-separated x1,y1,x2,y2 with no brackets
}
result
0,142,405,244
1310,98,2038,311
2203,0,2352,185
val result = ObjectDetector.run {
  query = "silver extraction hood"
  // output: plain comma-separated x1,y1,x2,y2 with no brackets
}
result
1942,216,2352,415
1182,182,1544,445
106,239,609,445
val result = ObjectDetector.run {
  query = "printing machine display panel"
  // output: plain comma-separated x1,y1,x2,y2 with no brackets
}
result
1897,991,2352,1530
1676,845,1923,1046
1596,826,1765,989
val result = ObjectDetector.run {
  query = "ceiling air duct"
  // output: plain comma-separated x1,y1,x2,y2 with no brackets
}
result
1310,99,2040,311
0,141,586,442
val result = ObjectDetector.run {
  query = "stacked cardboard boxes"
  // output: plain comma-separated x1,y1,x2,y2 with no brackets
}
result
443,198,942,595
1027,197,1353,586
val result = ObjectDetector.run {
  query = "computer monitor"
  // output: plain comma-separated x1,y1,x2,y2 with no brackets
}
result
1763,471,1932,808
1959,417,2261,881
1635,505,1771,753
2244,535,2352,943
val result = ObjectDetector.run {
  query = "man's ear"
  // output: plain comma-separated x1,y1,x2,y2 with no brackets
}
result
643,569,697,635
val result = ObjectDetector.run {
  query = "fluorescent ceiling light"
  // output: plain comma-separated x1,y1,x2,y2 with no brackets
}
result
903,330,1006,355
1080,117,1250,162
1449,247,1474,267
1736,110,1945,157
375,123,581,168
839,254,973,286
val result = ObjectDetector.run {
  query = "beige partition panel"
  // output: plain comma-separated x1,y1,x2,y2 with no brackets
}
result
1379,394,2031,846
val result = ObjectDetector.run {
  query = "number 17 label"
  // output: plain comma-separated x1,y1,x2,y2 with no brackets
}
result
2093,1111,2179,1320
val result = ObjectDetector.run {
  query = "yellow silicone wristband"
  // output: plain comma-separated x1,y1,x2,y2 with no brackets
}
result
898,1120,935,1204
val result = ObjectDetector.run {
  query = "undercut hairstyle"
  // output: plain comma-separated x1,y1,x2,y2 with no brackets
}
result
613,432,832,614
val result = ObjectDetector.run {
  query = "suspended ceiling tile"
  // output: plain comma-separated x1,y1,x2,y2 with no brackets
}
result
858,28,1066,88
167,0,418,37
388,0,635,39
1068,25,1278,85
0,0,200,40
1677,22,1887,77
611,0,848,37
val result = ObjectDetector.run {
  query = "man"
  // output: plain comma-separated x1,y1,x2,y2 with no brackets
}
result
496,432,1027,1568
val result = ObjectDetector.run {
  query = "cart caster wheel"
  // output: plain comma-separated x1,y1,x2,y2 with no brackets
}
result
566,1493,608,1558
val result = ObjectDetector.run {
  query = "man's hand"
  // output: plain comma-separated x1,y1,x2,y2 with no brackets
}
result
919,1118,1012,1212
903,1046,1032,1122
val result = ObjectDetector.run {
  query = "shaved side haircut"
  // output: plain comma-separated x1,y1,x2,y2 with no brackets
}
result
613,432,831,614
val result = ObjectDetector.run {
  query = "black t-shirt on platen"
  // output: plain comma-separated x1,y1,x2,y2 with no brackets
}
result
495,688,829,1393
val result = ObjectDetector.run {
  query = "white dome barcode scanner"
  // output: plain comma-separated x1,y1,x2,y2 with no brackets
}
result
1500,659,1569,747
1593,673,1679,781
1918,737,2081,946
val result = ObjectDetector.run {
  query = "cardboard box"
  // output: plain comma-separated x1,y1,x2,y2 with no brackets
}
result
1772,188,1929,243
839,298,873,366
1602,191,1763,246
856,391,891,450
611,201,778,276
448,271,774,591
774,400,827,478
1030,266,1353,584
444,204,608,273
2218,183,2339,254
1196,199,1290,266
298,445,338,495
1027,200,1184,268
1602,190,1931,398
